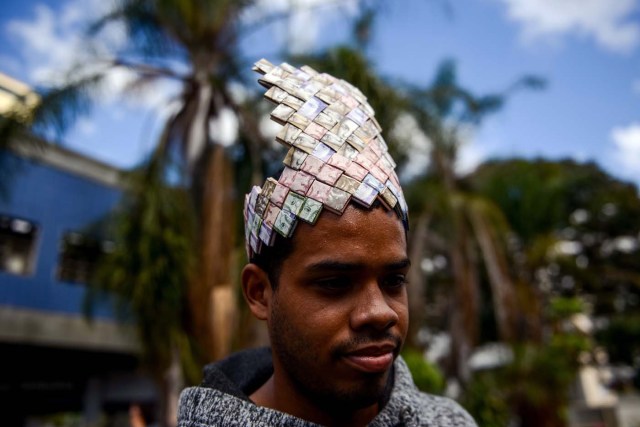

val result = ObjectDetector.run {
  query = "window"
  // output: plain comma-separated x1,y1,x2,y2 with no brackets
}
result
57,232,113,285
0,214,39,276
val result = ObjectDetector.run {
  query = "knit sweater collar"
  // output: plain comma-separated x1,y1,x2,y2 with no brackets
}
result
178,347,418,426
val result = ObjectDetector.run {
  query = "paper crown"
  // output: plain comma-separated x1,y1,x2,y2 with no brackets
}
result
244,59,408,258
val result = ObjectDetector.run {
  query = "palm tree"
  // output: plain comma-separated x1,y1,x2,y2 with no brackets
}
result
75,2,270,423
87,147,199,424
404,60,544,381
472,158,640,332
1,2,377,424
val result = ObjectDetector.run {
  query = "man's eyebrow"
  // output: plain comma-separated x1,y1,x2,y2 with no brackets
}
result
387,258,411,270
305,258,411,273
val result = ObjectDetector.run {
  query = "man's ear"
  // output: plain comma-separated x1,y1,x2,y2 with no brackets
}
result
241,264,272,321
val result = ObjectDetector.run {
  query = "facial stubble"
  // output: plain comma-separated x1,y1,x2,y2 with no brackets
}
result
269,293,396,414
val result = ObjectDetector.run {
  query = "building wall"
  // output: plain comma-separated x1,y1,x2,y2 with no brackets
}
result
0,144,158,426
0,142,145,352
0,75,157,426
0,146,121,317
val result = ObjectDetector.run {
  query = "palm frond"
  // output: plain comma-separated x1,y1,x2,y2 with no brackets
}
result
90,0,181,59
86,141,197,376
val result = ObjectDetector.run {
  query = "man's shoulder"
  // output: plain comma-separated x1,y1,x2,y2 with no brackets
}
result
373,357,478,427
178,348,320,427
411,391,477,426
374,387,477,427
178,385,321,427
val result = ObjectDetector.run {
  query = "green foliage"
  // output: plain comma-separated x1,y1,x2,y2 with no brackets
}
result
462,157,640,423
86,152,200,380
411,59,506,126
31,412,83,427
33,74,104,139
463,337,589,427
548,296,585,321
397,60,545,385
463,293,590,426
77,0,279,380
516,338,588,390
471,158,640,244
401,348,445,394
16,0,388,392
470,158,640,318
502,299,589,425
596,314,640,365
462,370,511,427
470,159,570,244
507,341,585,427
90,0,251,63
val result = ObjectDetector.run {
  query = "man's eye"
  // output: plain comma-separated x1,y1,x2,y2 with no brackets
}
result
314,277,351,291
382,275,408,289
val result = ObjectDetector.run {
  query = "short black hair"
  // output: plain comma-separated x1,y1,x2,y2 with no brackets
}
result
250,230,295,290
248,199,407,289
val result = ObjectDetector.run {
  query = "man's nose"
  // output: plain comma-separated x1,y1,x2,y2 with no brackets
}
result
349,281,399,331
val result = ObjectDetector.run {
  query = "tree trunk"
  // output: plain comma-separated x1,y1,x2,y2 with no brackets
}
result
199,143,237,361
467,206,517,342
202,145,235,360
406,212,431,348
448,210,480,383
438,145,480,382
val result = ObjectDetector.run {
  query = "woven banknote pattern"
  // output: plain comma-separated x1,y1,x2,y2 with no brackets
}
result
244,59,408,258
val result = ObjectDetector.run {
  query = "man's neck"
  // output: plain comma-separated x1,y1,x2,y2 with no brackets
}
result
249,375,379,427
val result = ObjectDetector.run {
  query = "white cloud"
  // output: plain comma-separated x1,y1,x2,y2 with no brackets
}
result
4,0,177,112
75,117,96,136
391,112,432,180
0,55,22,77
102,66,181,112
456,141,486,176
244,0,359,53
610,122,640,175
496,0,640,53
288,5,322,53
391,114,491,179
209,108,239,147
3,0,360,167
5,0,112,84
453,124,490,176
4,0,355,112
6,5,77,82
227,81,250,104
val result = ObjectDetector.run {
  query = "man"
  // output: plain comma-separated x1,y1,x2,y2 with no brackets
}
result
178,59,477,427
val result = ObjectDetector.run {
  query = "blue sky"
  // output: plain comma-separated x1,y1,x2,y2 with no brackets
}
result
1,0,639,187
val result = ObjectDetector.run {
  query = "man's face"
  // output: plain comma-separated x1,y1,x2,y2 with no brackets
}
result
267,204,410,412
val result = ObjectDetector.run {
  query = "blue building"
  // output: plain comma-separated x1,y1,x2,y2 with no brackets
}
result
0,73,157,426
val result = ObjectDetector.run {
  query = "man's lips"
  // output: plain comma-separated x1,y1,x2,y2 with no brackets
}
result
342,344,396,373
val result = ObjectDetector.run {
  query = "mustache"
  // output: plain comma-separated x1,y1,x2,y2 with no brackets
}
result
332,332,403,357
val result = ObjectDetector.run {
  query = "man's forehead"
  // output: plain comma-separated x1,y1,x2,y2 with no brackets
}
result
286,205,409,267
244,59,409,259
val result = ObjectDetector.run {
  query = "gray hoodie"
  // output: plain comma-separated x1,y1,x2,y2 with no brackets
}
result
178,347,477,427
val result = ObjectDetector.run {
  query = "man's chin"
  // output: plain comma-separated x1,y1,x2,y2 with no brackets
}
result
313,370,393,412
